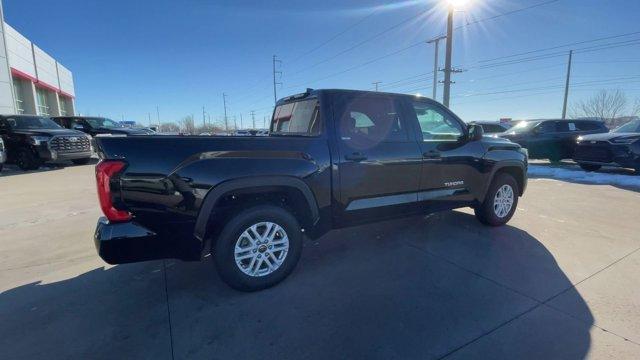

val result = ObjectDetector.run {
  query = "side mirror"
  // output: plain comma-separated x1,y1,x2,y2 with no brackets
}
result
468,124,484,141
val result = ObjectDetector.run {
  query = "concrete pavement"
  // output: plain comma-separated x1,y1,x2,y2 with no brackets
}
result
1,164,639,359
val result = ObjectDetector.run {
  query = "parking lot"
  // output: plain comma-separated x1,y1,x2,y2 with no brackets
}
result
1,163,639,359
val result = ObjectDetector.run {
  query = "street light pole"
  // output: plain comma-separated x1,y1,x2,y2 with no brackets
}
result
427,35,446,101
442,6,454,108
561,50,573,119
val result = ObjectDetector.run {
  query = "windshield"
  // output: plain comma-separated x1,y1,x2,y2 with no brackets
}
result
86,118,122,129
613,119,640,133
508,121,539,134
6,116,62,130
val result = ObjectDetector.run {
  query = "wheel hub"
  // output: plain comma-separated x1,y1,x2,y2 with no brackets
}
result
234,222,289,277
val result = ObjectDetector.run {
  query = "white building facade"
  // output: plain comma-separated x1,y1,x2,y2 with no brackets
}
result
0,2,75,116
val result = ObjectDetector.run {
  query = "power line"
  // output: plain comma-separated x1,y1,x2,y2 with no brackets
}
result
286,8,433,78
288,8,380,64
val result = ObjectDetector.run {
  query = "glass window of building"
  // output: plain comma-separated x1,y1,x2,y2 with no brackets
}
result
59,98,67,116
12,79,25,114
36,88,49,116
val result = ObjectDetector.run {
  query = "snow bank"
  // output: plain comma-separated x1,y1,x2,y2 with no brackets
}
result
528,165,640,188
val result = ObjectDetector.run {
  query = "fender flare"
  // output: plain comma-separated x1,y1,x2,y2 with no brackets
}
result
193,176,320,242
480,160,527,202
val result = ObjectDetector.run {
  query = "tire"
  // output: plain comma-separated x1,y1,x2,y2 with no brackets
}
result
578,163,601,172
213,205,303,291
16,148,41,171
475,173,519,227
548,155,562,164
72,158,91,165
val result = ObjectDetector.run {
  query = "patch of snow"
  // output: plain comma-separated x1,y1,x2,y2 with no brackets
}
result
528,165,640,189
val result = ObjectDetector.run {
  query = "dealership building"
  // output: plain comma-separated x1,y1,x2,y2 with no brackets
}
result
0,3,75,116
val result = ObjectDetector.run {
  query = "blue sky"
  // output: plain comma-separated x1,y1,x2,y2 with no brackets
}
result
4,0,640,127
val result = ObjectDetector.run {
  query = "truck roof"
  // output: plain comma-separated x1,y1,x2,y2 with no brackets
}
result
276,88,434,105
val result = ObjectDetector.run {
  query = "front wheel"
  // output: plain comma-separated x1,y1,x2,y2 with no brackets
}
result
475,173,519,226
16,149,41,170
578,163,601,172
72,158,91,165
213,205,302,291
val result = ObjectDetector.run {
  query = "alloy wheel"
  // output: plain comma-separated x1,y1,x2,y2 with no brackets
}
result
234,222,289,277
493,184,514,218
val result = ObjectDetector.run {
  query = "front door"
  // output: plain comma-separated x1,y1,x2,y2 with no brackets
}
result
335,93,422,224
406,99,483,208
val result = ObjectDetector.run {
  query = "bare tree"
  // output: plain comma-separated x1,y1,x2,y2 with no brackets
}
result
632,98,640,117
159,122,179,133
571,89,628,125
180,116,196,135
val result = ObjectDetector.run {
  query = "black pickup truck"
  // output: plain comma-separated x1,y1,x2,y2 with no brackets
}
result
94,89,528,291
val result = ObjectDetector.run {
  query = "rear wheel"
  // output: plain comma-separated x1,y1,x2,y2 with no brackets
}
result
213,205,302,291
15,149,41,170
475,173,519,226
72,158,91,165
578,163,601,172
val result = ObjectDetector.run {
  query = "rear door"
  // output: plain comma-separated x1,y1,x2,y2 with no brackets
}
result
334,93,422,222
406,99,484,207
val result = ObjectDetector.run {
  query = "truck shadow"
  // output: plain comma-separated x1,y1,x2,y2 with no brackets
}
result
0,212,594,360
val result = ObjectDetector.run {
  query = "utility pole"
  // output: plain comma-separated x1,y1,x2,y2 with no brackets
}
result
202,106,206,127
222,93,228,131
442,6,454,108
148,112,151,127
561,50,573,119
233,115,237,130
240,113,243,129
372,81,381,91
156,105,160,126
250,110,256,129
273,55,282,105
427,35,446,101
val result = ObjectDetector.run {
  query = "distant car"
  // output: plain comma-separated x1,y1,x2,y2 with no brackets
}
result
497,119,608,162
0,115,92,170
234,130,251,136
0,136,5,171
53,116,154,136
573,119,640,172
199,132,211,136
473,121,511,134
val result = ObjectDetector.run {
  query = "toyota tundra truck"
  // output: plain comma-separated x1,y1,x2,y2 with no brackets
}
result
93,89,528,291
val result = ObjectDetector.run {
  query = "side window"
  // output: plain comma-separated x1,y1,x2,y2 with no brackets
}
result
556,122,571,132
575,121,599,131
412,102,463,141
537,121,555,134
339,96,406,143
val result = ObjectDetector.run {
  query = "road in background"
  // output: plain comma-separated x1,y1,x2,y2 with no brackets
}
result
1,165,639,359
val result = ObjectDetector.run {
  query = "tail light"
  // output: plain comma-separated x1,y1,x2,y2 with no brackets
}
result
96,160,132,222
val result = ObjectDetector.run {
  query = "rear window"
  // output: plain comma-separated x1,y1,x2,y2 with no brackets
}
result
270,99,320,136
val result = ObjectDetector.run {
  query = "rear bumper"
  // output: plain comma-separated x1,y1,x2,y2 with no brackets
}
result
94,217,163,264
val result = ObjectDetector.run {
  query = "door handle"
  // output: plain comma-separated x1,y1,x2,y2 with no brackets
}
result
423,150,441,159
345,152,367,161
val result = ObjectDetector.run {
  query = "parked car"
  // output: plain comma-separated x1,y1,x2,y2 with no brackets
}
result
0,115,92,170
497,119,608,162
92,89,528,291
0,136,5,171
472,121,511,134
573,119,640,172
53,116,154,136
